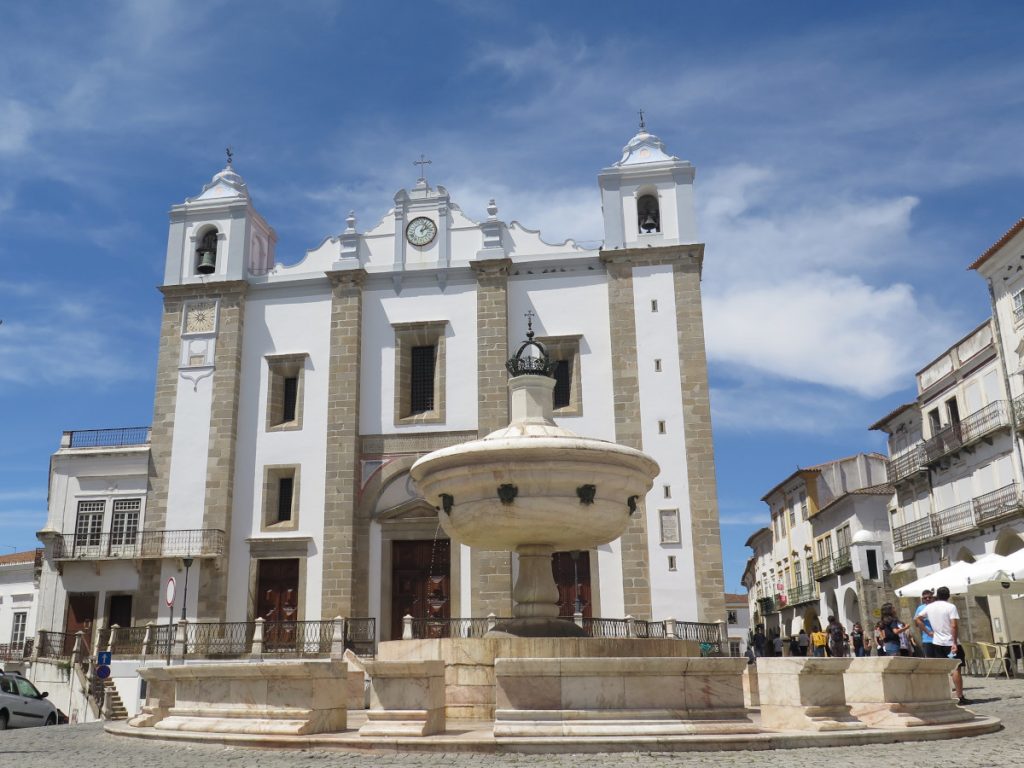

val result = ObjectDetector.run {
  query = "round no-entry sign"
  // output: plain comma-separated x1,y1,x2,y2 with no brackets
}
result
165,577,176,608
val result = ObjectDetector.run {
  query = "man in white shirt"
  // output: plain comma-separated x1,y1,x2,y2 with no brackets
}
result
916,586,967,705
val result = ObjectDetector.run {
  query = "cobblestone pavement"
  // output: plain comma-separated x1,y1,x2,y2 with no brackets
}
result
2,677,1021,768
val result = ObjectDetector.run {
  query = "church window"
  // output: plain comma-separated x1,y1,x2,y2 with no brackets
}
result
195,228,219,275
658,420,666,434
262,466,300,530
668,556,677,571
393,320,447,425
410,346,436,414
536,334,583,417
654,359,662,372
651,299,659,312
637,194,661,234
266,354,307,431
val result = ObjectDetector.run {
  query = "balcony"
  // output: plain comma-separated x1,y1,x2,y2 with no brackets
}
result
812,548,852,581
1014,394,1024,426
923,401,1010,465
62,427,151,449
888,444,928,484
53,529,225,561
787,582,819,606
756,596,777,615
893,482,1024,551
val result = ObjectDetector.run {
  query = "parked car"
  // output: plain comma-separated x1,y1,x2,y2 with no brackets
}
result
0,670,59,728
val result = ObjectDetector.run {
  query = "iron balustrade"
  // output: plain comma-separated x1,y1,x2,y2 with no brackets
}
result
894,483,1024,552
53,528,225,560
888,444,927,483
1014,394,1024,426
410,617,495,639
974,482,1023,524
261,621,334,656
812,549,852,580
934,500,975,538
187,621,255,657
34,631,72,660
787,583,818,606
757,596,777,615
0,640,31,661
923,401,1009,464
344,618,377,658
67,427,150,448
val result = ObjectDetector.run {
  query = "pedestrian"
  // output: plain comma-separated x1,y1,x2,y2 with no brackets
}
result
773,632,784,657
810,625,828,657
850,622,866,657
914,589,935,658
874,621,887,655
916,586,968,705
879,602,911,657
826,615,846,657
752,626,766,657
789,632,801,657
798,628,810,657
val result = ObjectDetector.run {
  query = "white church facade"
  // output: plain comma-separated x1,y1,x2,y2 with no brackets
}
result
35,127,725,645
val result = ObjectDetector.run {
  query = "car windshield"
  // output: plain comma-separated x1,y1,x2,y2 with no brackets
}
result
14,676,40,698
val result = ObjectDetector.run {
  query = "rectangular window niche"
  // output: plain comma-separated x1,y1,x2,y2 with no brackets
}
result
659,508,681,545
265,353,308,432
537,334,583,417
393,320,448,426
262,465,300,531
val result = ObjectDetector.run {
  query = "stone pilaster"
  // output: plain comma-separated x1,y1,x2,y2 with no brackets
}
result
470,258,513,617
196,282,248,621
136,290,188,623
321,269,366,619
600,253,653,620
672,255,726,624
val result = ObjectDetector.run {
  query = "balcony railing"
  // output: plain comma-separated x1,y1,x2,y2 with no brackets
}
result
53,529,225,561
787,583,818,606
894,482,1024,551
0,639,32,662
888,444,928,483
1014,394,1024,426
923,401,1010,464
65,427,151,448
812,549,852,580
756,596,777,615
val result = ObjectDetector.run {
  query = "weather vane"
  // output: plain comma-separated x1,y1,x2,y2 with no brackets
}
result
524,310,536,340
226,146,234,167
638,109,646,131
414,153,432,183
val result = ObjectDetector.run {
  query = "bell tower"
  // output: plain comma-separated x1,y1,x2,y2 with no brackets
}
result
163,156,276,286
598,121,697,251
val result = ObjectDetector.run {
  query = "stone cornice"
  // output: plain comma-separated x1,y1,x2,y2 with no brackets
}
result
599,243,705,273
159,280,249,300
325,268,368,291
469,257,512,279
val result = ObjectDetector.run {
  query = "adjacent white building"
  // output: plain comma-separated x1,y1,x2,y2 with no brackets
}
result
724,592,750,657
33,127,727,660
742,454,892,641
0,549,39,669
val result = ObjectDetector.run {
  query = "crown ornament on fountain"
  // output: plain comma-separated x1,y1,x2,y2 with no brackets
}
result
505,311,556,378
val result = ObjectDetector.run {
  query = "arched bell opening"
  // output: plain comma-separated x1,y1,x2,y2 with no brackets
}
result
636,192,661,234
195,227,219,275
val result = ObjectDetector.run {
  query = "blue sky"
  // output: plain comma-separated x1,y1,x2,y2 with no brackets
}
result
2,2,1023,596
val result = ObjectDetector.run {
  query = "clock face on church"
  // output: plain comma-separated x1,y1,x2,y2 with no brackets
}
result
405,217,437,246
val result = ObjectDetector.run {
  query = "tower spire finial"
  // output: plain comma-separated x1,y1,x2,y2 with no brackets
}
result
225,145,234,167
414,153,432,184
524,310,535,340
638,109,646,131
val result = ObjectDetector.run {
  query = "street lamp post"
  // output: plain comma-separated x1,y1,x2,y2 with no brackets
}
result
181,557,194,621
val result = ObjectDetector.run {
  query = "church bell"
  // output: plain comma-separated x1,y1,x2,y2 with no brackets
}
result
196,249,217,274
641,213,659,233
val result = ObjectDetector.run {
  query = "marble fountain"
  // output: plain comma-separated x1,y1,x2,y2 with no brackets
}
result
113,330,1000,752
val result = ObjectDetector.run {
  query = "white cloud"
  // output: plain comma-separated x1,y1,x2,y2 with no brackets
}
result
0,100,33,154
710,381,878,434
